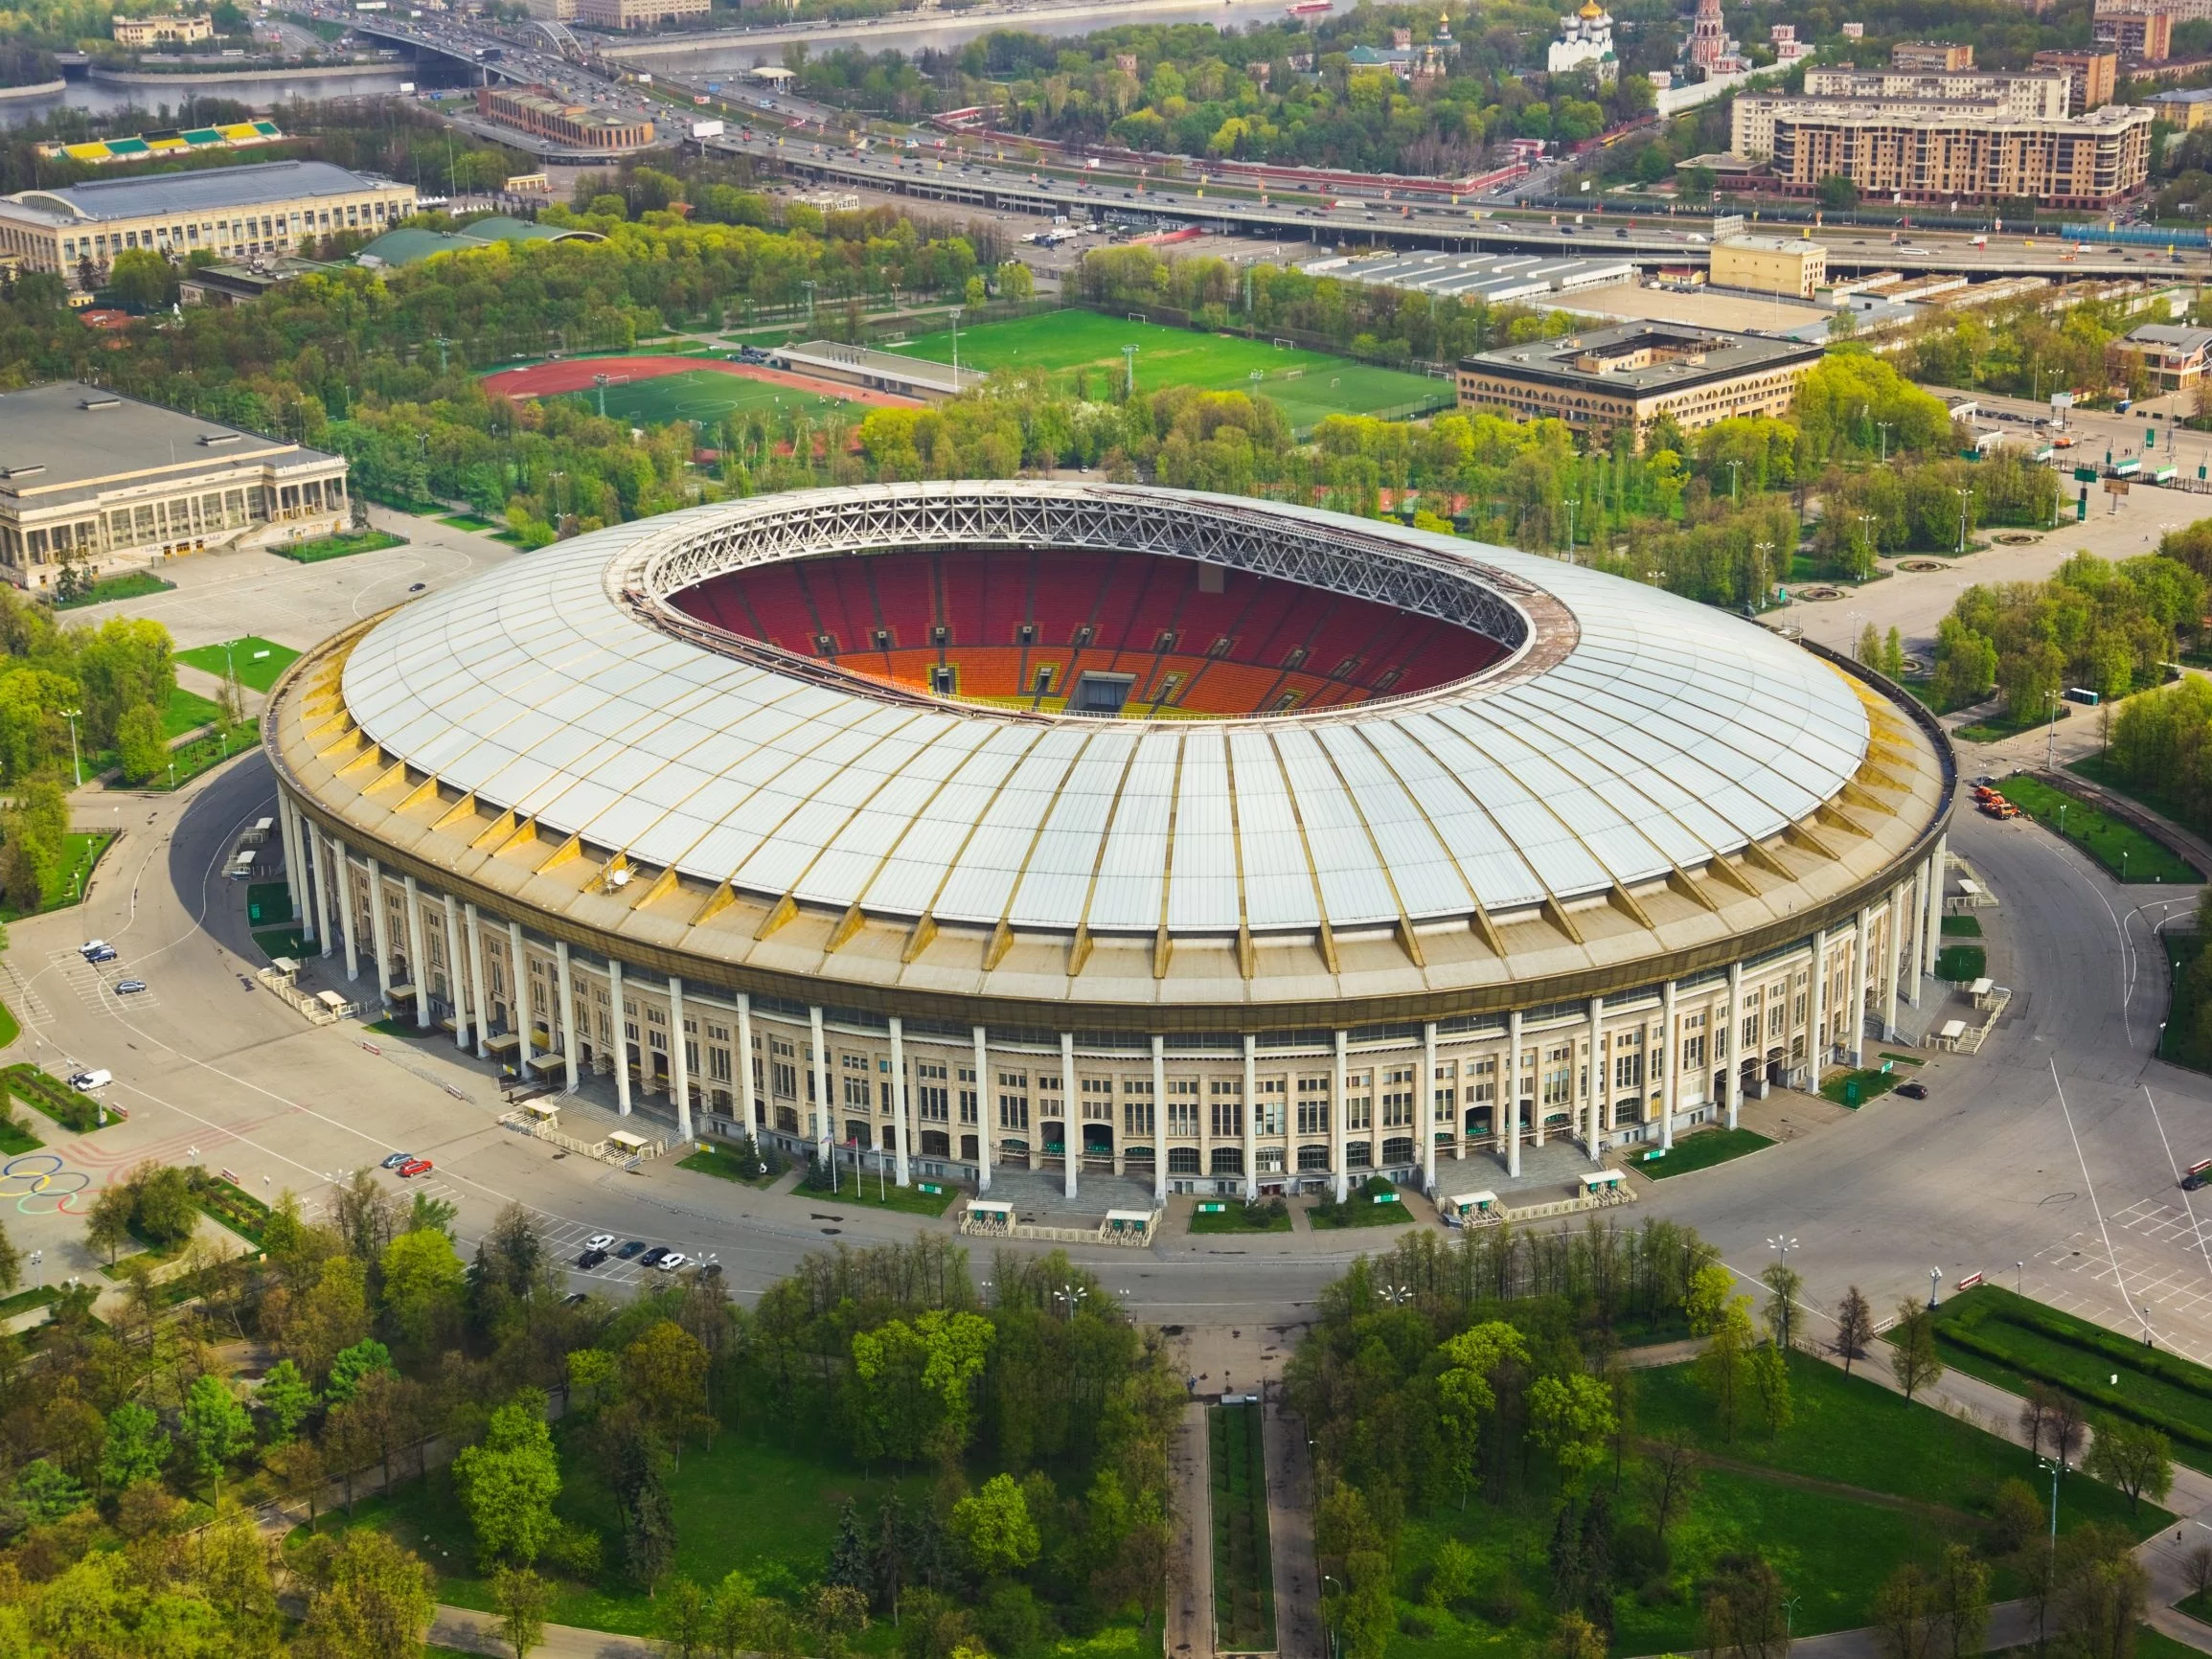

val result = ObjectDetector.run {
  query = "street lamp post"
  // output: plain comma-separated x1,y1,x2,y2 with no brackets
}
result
59,708,80,788
1877,420,1894,465
1562,496,1579,559
1954,487,1970,556
2046,689,2060,770
1856,512,1877,576
1726,458,1742,503
1928,1265,1942,1309
950,306,963,384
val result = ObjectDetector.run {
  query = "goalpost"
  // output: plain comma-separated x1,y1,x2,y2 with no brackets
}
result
1128,311,1148,322
1272,337,1294,350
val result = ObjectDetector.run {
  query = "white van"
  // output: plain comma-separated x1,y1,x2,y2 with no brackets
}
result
67,1069,111,1091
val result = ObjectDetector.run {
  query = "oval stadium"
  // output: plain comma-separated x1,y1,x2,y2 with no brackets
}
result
263,482,1954,1210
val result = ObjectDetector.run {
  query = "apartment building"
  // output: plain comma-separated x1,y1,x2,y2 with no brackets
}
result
1767,99,2153,208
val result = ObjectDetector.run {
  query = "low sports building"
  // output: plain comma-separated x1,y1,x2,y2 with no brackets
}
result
1455,323,1823,443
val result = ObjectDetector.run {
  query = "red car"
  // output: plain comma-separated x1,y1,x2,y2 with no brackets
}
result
397,1158,433,1178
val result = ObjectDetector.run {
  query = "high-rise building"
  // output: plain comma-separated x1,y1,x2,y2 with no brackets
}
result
2093,9,2174,58
2031,49,2119,111
1766,99,2153,208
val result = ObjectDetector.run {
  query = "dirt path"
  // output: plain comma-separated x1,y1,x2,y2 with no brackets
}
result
1630,1435,1989,1530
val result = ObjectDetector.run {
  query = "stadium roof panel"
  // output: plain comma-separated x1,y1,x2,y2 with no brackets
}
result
334,485,1878,942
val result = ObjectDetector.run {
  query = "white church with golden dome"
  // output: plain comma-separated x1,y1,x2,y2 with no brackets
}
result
1548,0,1618,82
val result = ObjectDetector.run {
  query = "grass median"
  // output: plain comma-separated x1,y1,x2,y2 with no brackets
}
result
2000,772,2201,884
1637,1125,1774,1177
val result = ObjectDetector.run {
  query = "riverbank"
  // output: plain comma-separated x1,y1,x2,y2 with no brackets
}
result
0,79,67,100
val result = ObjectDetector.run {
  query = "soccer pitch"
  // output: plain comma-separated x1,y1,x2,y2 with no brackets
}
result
893,310,1450,428
566,369,863,426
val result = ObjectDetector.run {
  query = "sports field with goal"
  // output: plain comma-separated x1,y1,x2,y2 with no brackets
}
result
892,310,1450,428
558,368,866,426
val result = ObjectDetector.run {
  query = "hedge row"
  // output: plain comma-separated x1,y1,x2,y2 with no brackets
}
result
5,1064,103,1133
1935,1319,2212,1461
1943,1290,2212,1404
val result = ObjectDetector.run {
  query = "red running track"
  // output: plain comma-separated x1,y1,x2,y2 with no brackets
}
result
478,354,924,409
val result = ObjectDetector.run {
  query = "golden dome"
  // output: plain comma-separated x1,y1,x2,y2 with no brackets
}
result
1579,3,1603,18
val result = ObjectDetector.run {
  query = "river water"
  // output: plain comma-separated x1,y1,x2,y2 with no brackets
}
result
0,68,415,127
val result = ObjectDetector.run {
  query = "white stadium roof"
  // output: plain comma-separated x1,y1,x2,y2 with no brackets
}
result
337,484,1872,943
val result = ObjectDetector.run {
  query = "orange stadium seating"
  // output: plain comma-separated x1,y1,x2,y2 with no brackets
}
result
671,549,1498,716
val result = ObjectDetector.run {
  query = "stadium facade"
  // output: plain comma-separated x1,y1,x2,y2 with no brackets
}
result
264,484,1954,1201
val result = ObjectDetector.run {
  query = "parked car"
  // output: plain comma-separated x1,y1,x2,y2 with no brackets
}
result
397,1157,433,1177
616,1239,648,1260
1896,1082,1928,1101
639,1245,672,1267
2183,1169,2210,1191
381,1151,415,1170
656,1252,689,1272
577,1247,609,1269
585,1233,615,1251
114,980,147,996
562,1291,589,1306
80,941,117,964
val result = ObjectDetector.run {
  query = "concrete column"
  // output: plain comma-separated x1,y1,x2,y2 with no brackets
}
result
973,1024,993,1194
670,975,693,1143
610,957,631,1116
810,1005,833,1169
1923,835,1948,979
309,825,333,959
556,938,579,1093
1808,928,1828,1083
331,835,360,982
891,1016,911,1188
1150,1034,1168,1201
737,992,756,1137
366,856,393,1002
1331,1030,1349,1202
403,876,428,1030
1661,980,1678,1150
1506,1010,1523,1179
1884,885,1904,1037
464,903,490,1059
1726,961,1745,1131
1533,1023,1547,1148
442,894,468,1050
508,920,534,1079
1585,999,1604,1162
1242,1034,1258,1200
279,793,308,936
1060,1032,1078,1200
1421,1022,1439,1192
1903,867,1923,1010
1850,906,1871,1068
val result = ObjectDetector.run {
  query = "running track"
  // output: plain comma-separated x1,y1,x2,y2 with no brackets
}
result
479,354,923,409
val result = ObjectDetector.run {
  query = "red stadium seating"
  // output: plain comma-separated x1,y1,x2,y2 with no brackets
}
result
671,549,1499,716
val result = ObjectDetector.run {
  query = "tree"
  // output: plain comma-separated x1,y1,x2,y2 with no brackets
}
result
9,1457,88,1524
1760,1261,1803,1350
565,1348,618,1415
297,1530,436,1659
179,1375,254,1495
1817,173,1860,212
850,1307,994,1466
265,1436,329,1529
622,1320,712,1464
1933,1542,1992,1659
1889,1301,1945,1402
100,1399,171,1491
659,1577,717,1659
2183,1540,2212,1602
1640,1430,1700,1545
2084,1420,2174,1512
827,1498,874,1598
613,1416,677,1591
2020,1382,2055,1461
1550,1610,1607,1659
2052,1523,2147,1659
1698,1293,1755,1440
86,1184,134,1265
1527,1372,1616,1486
115,702,168,784
379,1227,466,1353
951,1474,1040,1576
1872,1560,1935,1659
258,1357,319,1443
2049,1393,2087,1469
1700,1550,1790,1659
490,1565,555,1659
0,1215,18,1295
1834,1285,1875,1374
1747,1343,1793,1437
328,1337,397,1405
109,246,174,309
451,1393,562,1567
1434,1320,1528,1506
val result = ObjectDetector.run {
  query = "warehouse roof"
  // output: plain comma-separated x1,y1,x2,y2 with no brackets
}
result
0,381,334,509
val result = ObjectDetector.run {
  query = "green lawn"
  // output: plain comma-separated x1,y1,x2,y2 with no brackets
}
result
0,996,19,1052
166,685,221,738
440,513,497,532
676,1138,782,1188
1210,1400,1275,1652
0,1111,41,1154
1936,944,1988,983
1307,1191,1415,1229
2000,772,2201,884
105,719,258,791
564,366,863,427
55,570,175,609
1638,1125,1774,1177
1954,705,2069,744
252,927,313,961
1390,1350,2158,1659
177,638,300,693
2069,751,2212,848
794,1168,957,1216
1941,915,1983,938
1822,1066,1904,1107
270,530,406,564
0,1284,57,1321
1927,1285,2212,1474
245,880,292,930
1190,1200,1292,1234
0,830,114,920
896,310,1450,429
